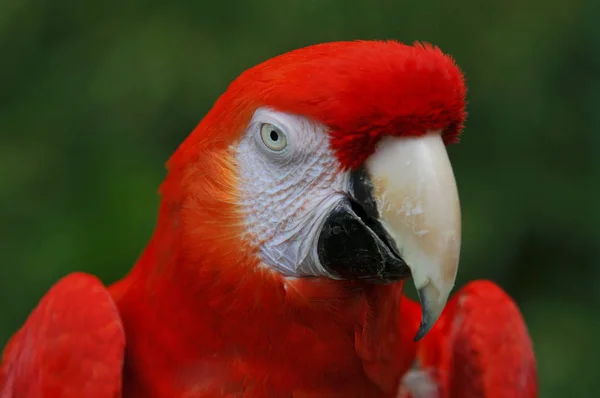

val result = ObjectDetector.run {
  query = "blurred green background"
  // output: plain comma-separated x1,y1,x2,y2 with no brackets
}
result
1,0,598,396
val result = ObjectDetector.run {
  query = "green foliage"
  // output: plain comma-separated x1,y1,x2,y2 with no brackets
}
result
0,0,598,395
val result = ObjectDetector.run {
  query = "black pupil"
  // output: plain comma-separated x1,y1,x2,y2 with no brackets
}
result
269,130,279,141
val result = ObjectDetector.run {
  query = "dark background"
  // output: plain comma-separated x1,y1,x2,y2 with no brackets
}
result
1,0,598,396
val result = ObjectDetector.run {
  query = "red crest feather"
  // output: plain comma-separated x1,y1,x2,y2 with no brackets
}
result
171,40,467,171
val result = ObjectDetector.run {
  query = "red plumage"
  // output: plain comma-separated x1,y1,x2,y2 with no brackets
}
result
169,40,466,173
0,273,124,398
0,41,536,398
248,41,467,169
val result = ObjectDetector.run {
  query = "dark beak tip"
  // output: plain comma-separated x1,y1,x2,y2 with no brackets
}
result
413,286,438,342
413,322,429,342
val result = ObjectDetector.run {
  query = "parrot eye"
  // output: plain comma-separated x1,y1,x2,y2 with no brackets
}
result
260,123,288,151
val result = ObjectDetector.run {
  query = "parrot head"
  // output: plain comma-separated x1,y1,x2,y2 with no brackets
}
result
158,40,466,341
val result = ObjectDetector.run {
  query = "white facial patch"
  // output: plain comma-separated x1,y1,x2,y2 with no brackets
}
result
235,108,349,277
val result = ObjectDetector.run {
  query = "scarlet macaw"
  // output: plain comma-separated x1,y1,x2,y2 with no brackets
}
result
1,40,537,398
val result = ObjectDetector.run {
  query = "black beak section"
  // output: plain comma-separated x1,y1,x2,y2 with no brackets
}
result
316,167,411,284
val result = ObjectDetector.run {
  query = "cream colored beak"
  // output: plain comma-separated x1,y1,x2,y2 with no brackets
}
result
365,131,461,341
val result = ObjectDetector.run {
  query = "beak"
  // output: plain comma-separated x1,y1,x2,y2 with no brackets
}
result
317,131,461,341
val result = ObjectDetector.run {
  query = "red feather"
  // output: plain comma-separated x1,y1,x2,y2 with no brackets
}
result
400,280,538,398
0,41,536,398
0,273,125,398
171,40,467,171
107,41,467,396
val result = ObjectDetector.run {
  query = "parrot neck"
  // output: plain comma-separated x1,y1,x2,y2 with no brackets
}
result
110,202,420,395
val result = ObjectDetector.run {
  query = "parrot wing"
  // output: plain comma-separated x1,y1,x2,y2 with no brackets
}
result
444,280,537,398
399,280,538,398
0,272,125,398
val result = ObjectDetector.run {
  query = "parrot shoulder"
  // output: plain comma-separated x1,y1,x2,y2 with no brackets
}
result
0,272,125,398
411,279,538,398
447,279,538,397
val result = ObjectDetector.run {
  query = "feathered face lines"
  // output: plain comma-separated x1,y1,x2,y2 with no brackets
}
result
236,108,348,277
